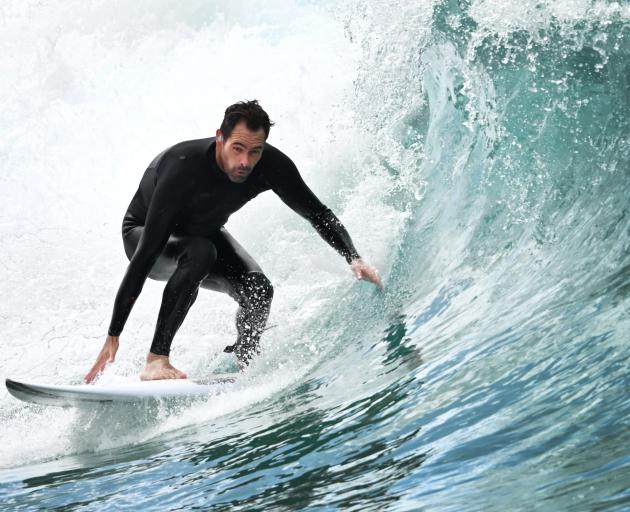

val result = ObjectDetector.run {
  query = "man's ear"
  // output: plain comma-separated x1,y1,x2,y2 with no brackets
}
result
216,129,223,143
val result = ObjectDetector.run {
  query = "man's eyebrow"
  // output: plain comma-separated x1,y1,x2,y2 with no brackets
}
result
233,141,263,149
235,143,264,151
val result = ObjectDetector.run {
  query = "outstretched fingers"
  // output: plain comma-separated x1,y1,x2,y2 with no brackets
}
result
84,337,119,383
362,267,384,289
85,358,105,383
351,259,384,290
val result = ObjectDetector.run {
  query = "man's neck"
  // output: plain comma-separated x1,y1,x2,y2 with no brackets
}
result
214,142,226,172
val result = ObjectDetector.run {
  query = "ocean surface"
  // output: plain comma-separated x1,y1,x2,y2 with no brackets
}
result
1,1,629,510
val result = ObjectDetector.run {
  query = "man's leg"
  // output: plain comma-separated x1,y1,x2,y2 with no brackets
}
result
201,228,274,368
123,227,217,378
124,226,273,370
150,237,217,356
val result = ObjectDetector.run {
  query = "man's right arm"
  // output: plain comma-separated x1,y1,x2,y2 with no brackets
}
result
107,153,192,337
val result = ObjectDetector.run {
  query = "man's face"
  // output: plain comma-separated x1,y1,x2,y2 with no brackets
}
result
216,121,266,183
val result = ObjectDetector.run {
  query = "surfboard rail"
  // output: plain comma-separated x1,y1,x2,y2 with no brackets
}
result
5,375,238,407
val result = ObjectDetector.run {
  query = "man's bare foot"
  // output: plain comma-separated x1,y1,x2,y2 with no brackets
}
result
140,353,187,380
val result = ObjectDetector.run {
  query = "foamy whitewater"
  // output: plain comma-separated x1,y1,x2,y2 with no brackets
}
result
1,1,629,510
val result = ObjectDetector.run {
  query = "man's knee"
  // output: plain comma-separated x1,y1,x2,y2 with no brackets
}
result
178,237,217,279
243,272,274,304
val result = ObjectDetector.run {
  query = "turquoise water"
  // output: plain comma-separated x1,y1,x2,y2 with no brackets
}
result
1,1,629,510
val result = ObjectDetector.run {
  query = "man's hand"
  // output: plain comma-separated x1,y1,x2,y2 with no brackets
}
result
350,258,384,290
85,335,119,383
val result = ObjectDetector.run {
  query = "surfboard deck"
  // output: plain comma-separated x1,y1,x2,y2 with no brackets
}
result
5,375,238,407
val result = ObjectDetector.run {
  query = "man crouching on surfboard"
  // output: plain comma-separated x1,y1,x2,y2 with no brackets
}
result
85,100,382,383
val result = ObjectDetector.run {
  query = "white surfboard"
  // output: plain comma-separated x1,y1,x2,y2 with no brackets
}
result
5,375,237,407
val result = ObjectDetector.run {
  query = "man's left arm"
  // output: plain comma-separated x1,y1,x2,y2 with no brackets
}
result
268,148,383,289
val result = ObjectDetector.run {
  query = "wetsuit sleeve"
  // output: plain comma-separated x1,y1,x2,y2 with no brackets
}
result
269,150,361,264
108,155,193,336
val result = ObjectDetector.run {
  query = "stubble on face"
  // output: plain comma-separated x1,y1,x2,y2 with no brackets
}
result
216,122,266,183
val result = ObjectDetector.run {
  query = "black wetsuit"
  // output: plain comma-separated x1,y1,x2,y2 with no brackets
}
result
108,137,360,361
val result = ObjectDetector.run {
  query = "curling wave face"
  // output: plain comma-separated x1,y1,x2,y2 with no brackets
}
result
1,1,629,510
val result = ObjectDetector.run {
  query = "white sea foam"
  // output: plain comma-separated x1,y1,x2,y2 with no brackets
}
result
0,0,403,468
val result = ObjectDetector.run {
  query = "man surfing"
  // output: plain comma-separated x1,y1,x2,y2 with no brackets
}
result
85,100,382,383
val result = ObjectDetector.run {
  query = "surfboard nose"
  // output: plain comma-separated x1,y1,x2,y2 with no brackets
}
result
6,378,66,407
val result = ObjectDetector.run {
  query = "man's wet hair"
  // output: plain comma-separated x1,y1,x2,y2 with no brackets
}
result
220,100,274,141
